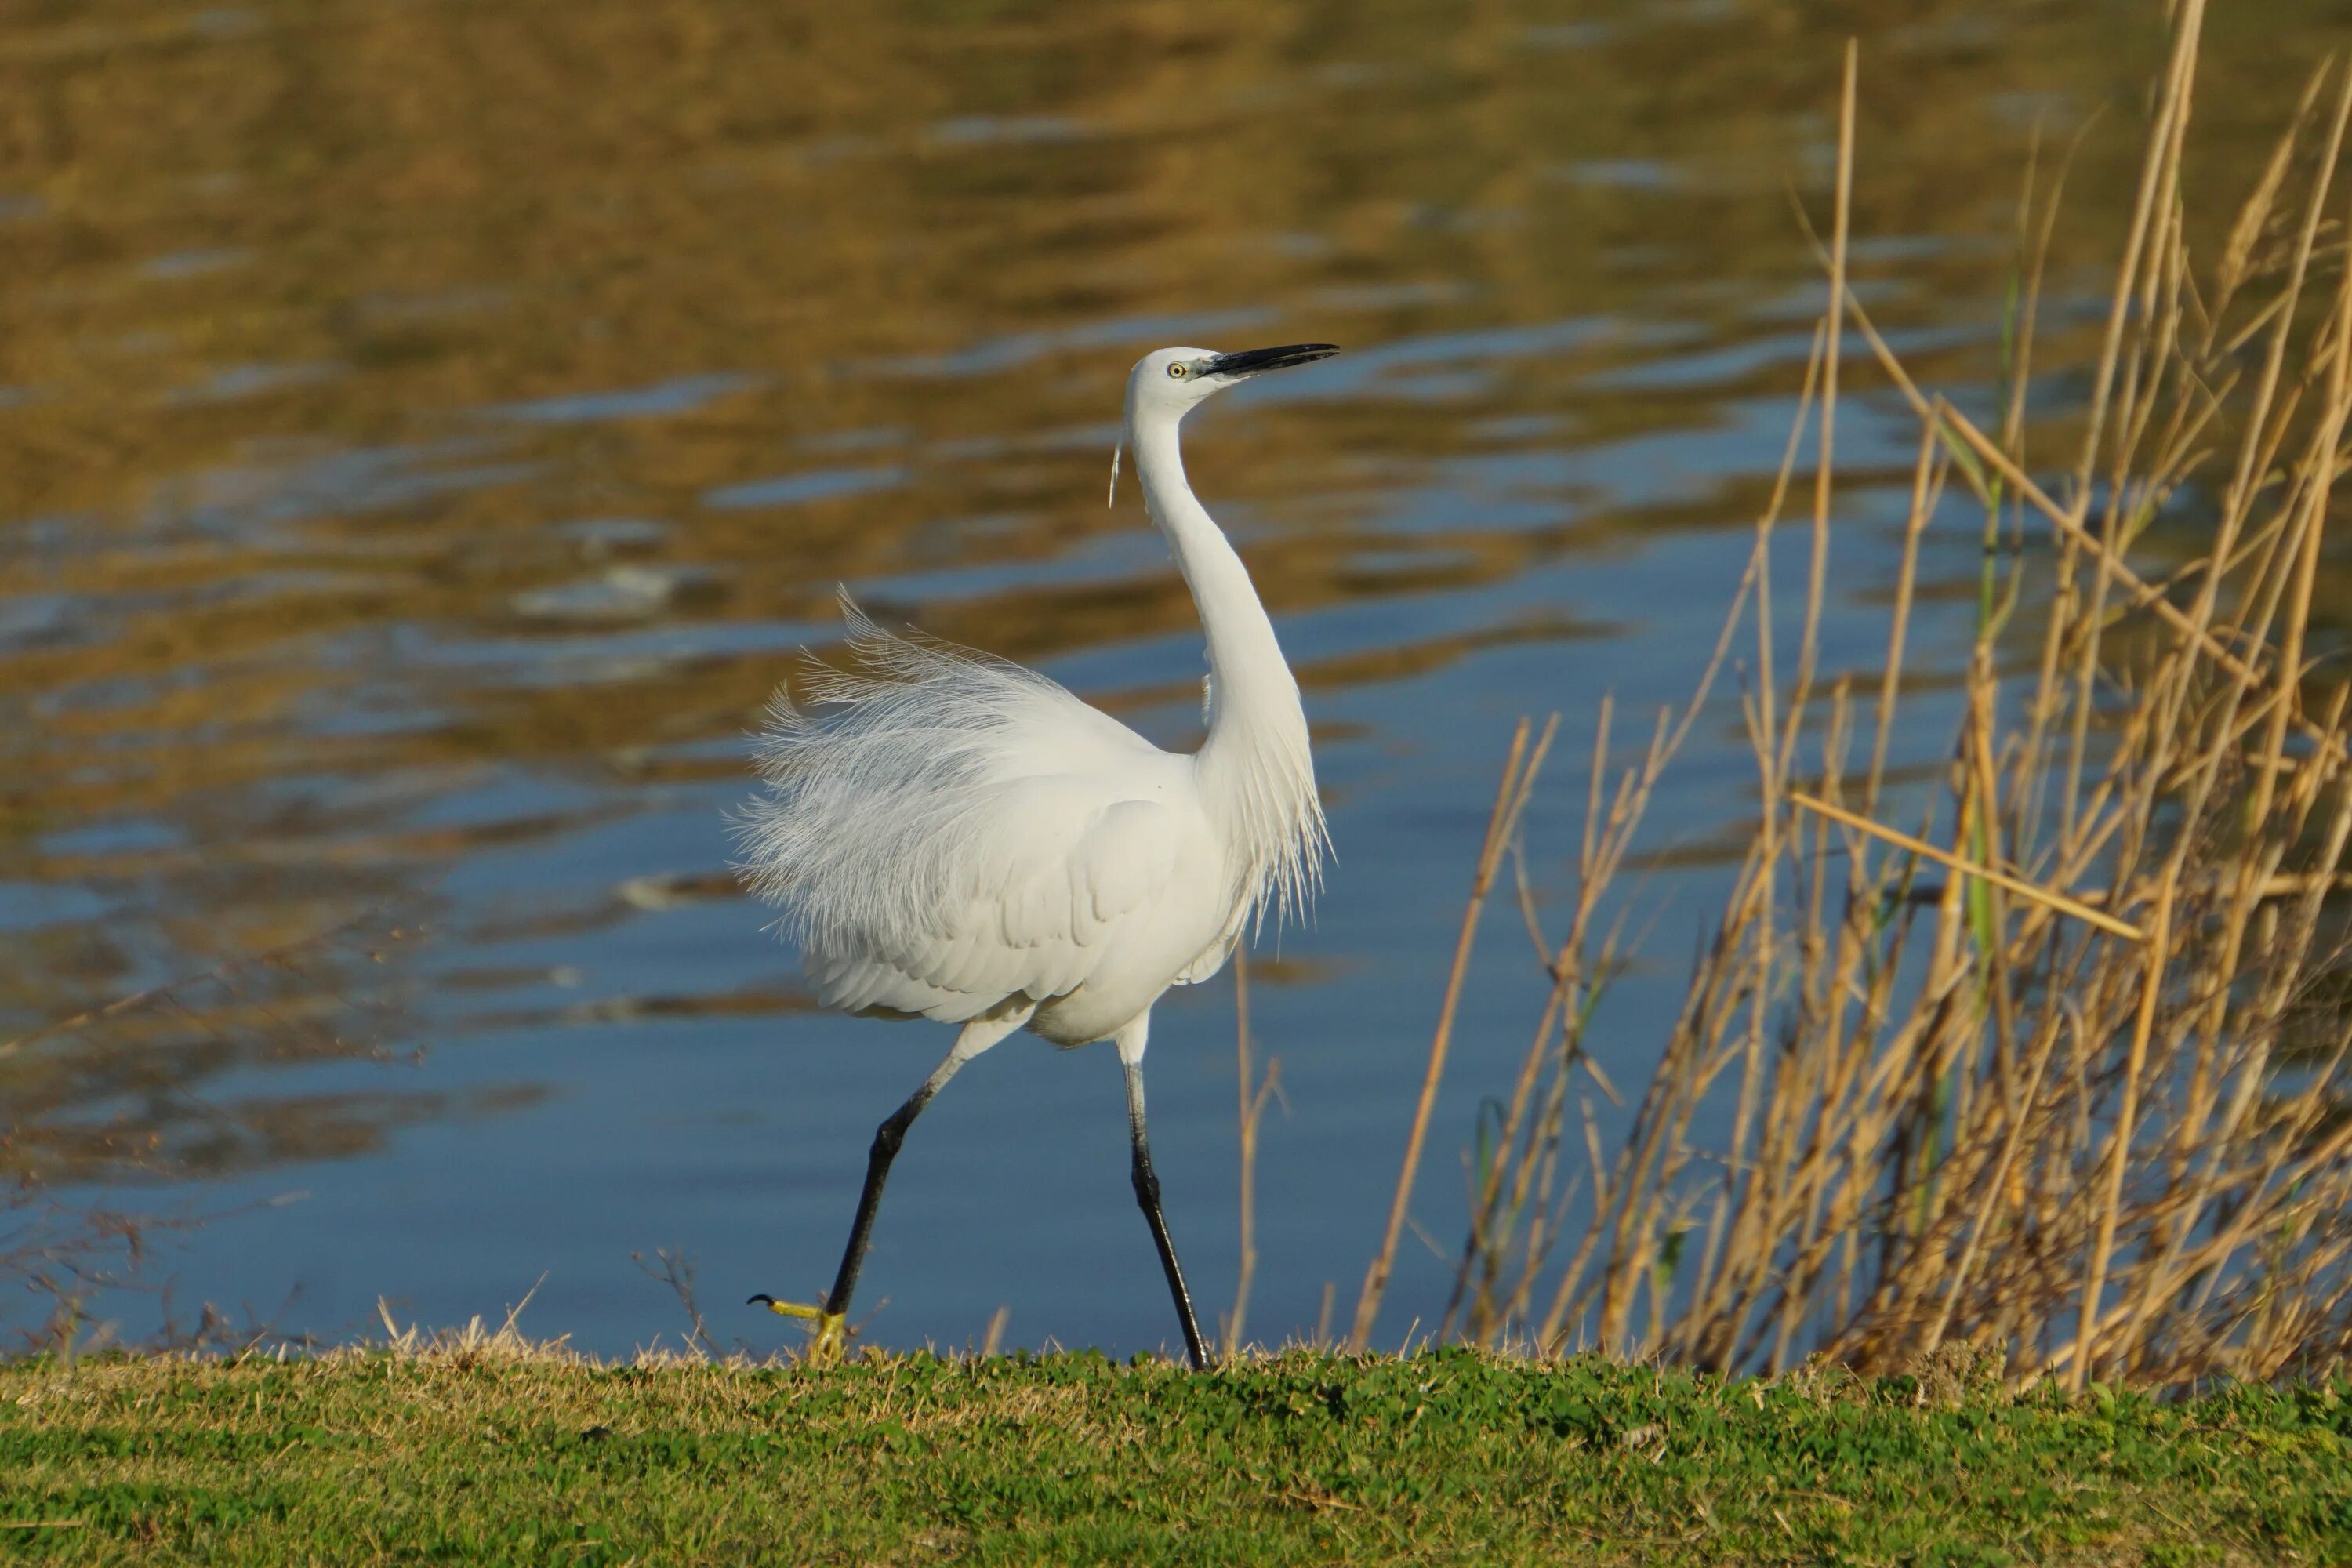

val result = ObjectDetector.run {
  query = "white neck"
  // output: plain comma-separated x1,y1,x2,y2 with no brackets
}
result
1127,401,1325,924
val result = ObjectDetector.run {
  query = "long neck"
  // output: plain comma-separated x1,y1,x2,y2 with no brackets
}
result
1129,404,1324,922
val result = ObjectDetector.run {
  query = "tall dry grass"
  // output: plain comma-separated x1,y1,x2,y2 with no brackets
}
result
1361,2,2352,1390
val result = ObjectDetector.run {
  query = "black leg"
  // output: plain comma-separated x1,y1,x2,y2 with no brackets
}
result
750,1024,1003,1359
823,1076,939,1321
1123,1050,1211,1371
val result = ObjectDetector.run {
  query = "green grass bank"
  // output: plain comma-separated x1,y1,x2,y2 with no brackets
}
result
3,1346,2349,1565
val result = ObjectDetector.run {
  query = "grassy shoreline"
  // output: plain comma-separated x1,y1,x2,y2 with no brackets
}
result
4,1345,2348,1565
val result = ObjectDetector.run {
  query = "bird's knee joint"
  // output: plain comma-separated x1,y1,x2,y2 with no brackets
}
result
871,1119,907,1160
1131,1164,1160,1207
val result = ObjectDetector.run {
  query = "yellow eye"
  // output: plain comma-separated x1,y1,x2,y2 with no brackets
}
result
1167,362,1189,379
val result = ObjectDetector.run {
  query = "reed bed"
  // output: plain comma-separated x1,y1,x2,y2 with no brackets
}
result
1362,4,2352,1391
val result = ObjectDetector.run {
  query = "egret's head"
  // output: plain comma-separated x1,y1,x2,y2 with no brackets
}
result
1125,343,1339,424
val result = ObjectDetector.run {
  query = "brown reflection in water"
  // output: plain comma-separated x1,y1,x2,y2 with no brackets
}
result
2,0,2347,1185
0,917,550,1185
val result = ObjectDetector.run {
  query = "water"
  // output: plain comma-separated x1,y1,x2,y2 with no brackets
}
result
3,0,2342,1358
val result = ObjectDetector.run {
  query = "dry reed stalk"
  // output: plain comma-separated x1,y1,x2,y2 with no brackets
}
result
1223,946,1274,1359
1433,8,2352,1389
1350,716,1553,1351
1441,535,1769,1349
1717,49,1857,1356
2071,858,2178,1392
1788,793,2144,942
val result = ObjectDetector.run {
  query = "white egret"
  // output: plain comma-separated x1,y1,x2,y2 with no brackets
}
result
736,343,1338,1369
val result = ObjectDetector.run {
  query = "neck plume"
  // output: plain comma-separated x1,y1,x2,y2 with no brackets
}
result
1127,401,1327,927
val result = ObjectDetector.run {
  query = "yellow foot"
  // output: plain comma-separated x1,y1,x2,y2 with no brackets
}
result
748,1295,849,1366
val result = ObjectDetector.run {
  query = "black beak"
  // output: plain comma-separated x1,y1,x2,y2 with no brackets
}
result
1204,343,1340,377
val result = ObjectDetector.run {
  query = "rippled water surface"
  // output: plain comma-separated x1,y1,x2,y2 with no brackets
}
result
6,0,2347,1356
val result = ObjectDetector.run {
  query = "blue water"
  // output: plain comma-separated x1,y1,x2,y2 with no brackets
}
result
5,0,2310,1359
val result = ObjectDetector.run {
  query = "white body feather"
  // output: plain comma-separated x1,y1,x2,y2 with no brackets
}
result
737,347,1327,1052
